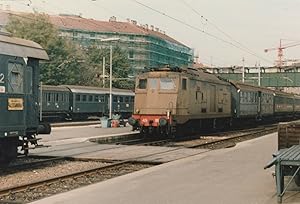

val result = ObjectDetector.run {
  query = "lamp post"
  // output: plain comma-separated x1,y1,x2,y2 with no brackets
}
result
109,45,113,119
100,37,120,119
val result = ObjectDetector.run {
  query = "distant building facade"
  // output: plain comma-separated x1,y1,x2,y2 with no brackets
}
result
0,11,193,74
51,15,193,74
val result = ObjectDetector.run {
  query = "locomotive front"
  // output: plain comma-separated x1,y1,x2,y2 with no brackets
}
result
128,69,179,136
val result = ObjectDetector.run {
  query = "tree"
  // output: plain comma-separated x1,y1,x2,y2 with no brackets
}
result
6,13,86,85
5,13,134,89
84,45,134,89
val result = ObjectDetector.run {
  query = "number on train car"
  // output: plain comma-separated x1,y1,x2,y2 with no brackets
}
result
0,73,4,83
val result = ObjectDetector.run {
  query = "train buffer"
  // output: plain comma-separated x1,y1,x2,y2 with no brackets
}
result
264,145,300,203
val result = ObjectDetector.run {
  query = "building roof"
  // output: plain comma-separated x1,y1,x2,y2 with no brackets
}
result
0,11,189,48
49,15,187,47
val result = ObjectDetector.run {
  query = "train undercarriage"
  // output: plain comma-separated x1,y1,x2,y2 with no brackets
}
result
0,134,41,167
130,114,300,138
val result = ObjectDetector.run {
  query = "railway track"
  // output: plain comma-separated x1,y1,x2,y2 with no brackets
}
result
0,160,156,203
113,125,278,149
175,125,278,149
1,156,67,173
0,125,277,203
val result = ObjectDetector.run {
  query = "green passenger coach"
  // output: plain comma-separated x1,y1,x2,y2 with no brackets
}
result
0,33,48,165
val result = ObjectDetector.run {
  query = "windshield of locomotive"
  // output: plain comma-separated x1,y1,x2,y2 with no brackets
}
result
137,78,147,89
160,78,176,90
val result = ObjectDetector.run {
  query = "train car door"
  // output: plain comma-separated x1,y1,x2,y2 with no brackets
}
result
209,85,216,112
24,62,38,129
6,59,26,131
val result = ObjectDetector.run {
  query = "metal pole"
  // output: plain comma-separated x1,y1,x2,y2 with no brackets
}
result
258,63,261,86
109,45,112,119
39,82,43,121
102,57,105,88
242,57,245,83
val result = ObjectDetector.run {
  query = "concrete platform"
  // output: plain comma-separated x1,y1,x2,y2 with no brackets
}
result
31,132,300,204
31,142,208,163
37,125,137,146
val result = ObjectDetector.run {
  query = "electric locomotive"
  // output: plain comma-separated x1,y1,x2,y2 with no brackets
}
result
128,66,232,136
0,33,48,165
128,65,300,137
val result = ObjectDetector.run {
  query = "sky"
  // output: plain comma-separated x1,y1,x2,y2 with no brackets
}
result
1,0,300,67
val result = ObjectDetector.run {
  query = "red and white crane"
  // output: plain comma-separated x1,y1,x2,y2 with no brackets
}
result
264,39,300,67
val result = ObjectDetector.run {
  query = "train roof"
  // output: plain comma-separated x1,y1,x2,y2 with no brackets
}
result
274,90,295,98
61,85,135,96
41,85,70,92
230,81,275,93
140,66,230,85
0,33,49,60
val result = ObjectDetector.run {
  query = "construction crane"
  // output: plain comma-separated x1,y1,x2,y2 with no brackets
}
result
264,39,300,67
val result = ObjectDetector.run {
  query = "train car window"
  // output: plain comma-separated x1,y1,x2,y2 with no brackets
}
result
89,95,93,102
130,96,134,102
50,93,54,102
7,62,24,94
94,95,99,102
76,95,80,101
82,95,87,102
138,79,147,89
182,78,187,90
119,97,124,102
160,78,176,90
99,96,105,102
125,96,129,102
148,78,157,89
46,93,51,102
113,96,118,102
55,93,59,102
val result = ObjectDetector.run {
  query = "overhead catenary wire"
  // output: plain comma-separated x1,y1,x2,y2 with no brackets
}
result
131,0,273,65
181,0,271,63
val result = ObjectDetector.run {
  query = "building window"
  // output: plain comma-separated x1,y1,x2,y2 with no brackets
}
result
129,50,134,59
129,36,134,40
90,33,95,37
73,32,78,37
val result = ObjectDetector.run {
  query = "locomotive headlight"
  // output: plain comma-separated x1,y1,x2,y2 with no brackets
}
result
135,109,140,113
159,118,168,126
